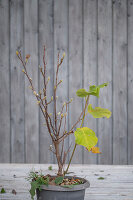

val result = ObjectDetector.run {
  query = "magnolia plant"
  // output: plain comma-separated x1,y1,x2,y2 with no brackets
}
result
16,46,111,176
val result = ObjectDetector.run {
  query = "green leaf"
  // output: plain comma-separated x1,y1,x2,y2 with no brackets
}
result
98,177,105,180
29,176,49,200
1,188,6,193
74,127,98,150
55,176,64,185
26,171,39,182
37,176,49,187
48,165,52,170
30,181,38,200
88,83,108,98
88,104,111,118
98,83,108,88
76,89,89,97
88,85,99,97
76,83,108,98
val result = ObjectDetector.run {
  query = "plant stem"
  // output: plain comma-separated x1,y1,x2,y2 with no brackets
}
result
80,96,89,128
55,140,63,175
64,143,77,176
64,96,90,175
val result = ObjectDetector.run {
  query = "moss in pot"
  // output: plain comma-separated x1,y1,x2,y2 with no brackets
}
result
16,47,111,200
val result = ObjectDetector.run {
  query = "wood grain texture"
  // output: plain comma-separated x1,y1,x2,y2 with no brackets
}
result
83,0,97,164
0,0,132,165
54,0,69,163
10,0,25,163
24,0,39,163
0,0,10,162
98,0,112,164
128,0,133,164
69,0,83,163
0,164,133,200
113,0,128,164
38,0,54,163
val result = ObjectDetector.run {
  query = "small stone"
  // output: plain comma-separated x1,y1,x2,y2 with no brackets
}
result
12,189,17,195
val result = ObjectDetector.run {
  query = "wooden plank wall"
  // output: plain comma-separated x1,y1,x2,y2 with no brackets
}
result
0,0,132,165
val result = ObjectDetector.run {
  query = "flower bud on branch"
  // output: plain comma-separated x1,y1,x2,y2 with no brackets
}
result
26,54,30,59
29,86,32,89
57,80,63,87
59,52,65,66
43,96,47,101
37,101,40,105
39,90,42,95
16,51,19,56
33,91,37,96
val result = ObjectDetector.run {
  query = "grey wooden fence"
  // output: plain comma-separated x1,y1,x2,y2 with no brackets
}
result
0,0,133,165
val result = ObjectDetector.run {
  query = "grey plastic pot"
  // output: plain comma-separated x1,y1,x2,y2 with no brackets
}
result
36,176,90,200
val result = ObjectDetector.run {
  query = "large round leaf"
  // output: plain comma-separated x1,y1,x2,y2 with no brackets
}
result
88,104,111,118
74,127,98,150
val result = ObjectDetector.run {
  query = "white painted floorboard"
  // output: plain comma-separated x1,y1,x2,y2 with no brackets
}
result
0,164,133,200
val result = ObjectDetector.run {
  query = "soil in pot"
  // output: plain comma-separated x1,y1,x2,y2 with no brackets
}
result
36,175,90,200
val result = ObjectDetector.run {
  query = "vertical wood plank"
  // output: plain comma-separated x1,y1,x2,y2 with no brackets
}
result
0,0,10,162
113,0,127,164
83,0,97,164
10,0,25,163
0,0,131,165
69,0,83,163
128,0,133,164
24,0,39,163
97,0,112,164
39,0,54,163
54,0,69,163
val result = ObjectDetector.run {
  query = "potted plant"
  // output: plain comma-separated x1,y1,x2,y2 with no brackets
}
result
16,47,111,200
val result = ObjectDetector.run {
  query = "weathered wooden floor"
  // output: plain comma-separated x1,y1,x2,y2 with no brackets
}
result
0,164,133,200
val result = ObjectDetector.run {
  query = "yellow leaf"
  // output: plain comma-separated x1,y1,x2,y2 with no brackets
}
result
16,51,19,56
86,146,101,154
91,147,101,154
74,127,98,150
88,104,111,118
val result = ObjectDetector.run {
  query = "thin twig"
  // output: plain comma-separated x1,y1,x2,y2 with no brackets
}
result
17,52,55,143
54,53,60,132
62,142,72,166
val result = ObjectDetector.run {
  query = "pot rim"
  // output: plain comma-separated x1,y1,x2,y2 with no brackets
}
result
40,176,90,191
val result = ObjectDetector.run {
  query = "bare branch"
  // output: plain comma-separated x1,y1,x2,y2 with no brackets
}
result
53,52,60,131
17,51,55,143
